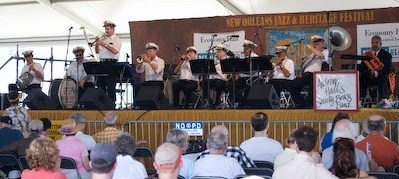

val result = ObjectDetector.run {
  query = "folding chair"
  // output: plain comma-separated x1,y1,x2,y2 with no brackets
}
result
368,171,399,179
253,160,274,171
18,156,30,170
393,164,399,175
191,176,227,179
133,147,153,158
0,153,24,173
235,174,272,179
243,168,273,178
60,157,81,179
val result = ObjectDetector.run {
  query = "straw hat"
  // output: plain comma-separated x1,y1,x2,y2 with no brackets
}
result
59,118,83,135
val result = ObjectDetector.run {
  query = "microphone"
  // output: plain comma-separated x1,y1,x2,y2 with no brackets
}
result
80,26,85,30
230,35,239,38
175,44,180,51
68,26,73,31
126,53,130,58
212,34,217,37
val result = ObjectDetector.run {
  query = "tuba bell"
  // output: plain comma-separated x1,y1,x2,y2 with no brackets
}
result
323,26,351,52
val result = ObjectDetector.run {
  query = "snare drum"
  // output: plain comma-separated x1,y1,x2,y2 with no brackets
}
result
49,78,78,109
16,72,33,90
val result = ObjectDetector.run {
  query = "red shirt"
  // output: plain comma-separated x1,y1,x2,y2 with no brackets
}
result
21,168,66,179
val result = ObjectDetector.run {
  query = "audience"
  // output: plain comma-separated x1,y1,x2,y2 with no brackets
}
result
166,129,194,179
240,112,283,163
39,117,52,137
272,126,338,179
113,133,148,179
93,111,123,143
56,119,91,179
198,125,256,168
322,119,370,171
90,143,118,179
320,112,350,151
21,137,66,179
193,132,245,179
153,142,183,179
355,119,370,143
0,116,23,148
69,113,97,150
5,90,30,138
355,114,399,171
0,119,43,156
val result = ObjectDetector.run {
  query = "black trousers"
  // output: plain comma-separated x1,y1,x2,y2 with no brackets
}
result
360,74,389,99
284,72,313,107
227,77,250,104
97,60,117,104
201,79,227,105
78,82,94,98
172,80,198,107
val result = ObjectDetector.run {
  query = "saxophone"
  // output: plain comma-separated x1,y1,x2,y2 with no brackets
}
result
364,50,384,78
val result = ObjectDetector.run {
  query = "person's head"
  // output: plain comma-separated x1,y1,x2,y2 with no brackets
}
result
22,50,34,64
145,42,159,58
286,129,298,150
73,46,85,63
59,118,81,136
104,111,117,126
367,114,386,134
310,35,325,50
186,46,197,60
103,21,116,37
26,137,60,170
211,125,229,138
361,119,370,135
70,113,86,132
215,44,227,60
330,112,350,132
153,143,182,177
293,126,319,153
332,119,356,142
29,119,44,135
243,39,257,57
39,118,52,136
275,46,288,58
0,116,13,128
206,132,228,154
7,90,20,106
166,129,189,153
251,112,269,132
371,35,382,52
114,133,136,157
90,143,118,175
332,138,357,178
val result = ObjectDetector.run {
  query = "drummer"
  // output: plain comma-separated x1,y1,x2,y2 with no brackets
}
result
20,50,44,92
66,46,94,97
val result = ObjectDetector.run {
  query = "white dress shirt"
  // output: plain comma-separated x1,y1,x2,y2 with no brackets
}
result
21,62,44,85
240,136,283,163
66,59,94,83
192,154,245,179
209,58,227,81
303,49,329,73
97,34,122,60
179,60,199,81
273,57,295,80
135,56,165,81
113,155,148,179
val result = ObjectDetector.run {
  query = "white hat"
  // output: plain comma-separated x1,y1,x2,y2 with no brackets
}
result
103,20,116,27
146,42,159,51
243,39,257,47
22,50,33,56
275,46,288,53
311,35,324,42
73,46,85,54
215,44,228,51
186,46,197,53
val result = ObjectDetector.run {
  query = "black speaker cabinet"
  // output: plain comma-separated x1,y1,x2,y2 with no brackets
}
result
135,86,170,110
79,87,114,110
247,84,280,109
24,89,59,110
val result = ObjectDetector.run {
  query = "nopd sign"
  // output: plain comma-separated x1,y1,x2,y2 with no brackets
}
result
174,122,204,136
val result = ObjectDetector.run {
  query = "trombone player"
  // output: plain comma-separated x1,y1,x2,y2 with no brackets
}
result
268,46,295,94
135,42,165,90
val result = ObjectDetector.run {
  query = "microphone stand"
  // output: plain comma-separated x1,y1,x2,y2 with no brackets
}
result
203,34,217,108
64,27,72,109
81,27,97,61
164,46,179,104
250,27,260,86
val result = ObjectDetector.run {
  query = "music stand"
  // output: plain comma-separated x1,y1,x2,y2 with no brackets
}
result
190,59,217,108
83,62,109,77
340,54,371,71
248,55,274,72
112,62,137,109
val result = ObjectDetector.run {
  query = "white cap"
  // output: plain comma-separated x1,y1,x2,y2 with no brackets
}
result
243,39,257,47
186,46,197,53
103,20,116,27
22,50,33,56
146,42,159,51
73,46,85,54
311,35,324,42
215,43,228,51
275,46,288,53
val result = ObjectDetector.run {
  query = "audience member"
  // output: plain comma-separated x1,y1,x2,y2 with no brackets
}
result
90,143,118,179
272,126,338,179
240,112,283,163
69,113,97,150
21,137,66,179
355,114,399,171
4,90,30,138
330,138,373,179
193,132,245,179
355,119,370,143
0,119,43,156
39,118,52,137
153,142,183,179
322,119,370,171
93,111,123,143
166,129,194,179
320,112,350,151
113,133,148,179
198,125,256,168
56,119,91,179
0,116,23,148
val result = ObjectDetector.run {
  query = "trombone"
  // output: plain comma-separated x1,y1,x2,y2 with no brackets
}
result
245,72,268,85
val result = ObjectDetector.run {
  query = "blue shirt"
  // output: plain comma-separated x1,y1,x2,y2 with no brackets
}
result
321,131,333,151
321,146,370,171
0,128,24,148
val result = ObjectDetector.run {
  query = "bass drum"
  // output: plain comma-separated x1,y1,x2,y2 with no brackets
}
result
49,78,78,109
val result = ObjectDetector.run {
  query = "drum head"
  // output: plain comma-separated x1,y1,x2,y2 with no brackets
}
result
58,78,78,109
16,72,33,89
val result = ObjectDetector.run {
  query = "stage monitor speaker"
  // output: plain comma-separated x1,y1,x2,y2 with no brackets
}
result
24,89,59,110
79,87,114,110
0,93,10,110
247,84,280,109
135,86,170,110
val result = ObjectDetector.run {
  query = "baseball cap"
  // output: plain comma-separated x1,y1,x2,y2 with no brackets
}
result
29,119,44,132
90,143,117,168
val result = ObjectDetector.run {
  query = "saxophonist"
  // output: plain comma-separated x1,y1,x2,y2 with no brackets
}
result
359,35,392,102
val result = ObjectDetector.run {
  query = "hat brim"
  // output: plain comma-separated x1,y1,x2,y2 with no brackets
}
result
59,124,83,135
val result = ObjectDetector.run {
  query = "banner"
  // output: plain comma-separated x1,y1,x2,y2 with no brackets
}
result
357,23,399,62
194,31,245,59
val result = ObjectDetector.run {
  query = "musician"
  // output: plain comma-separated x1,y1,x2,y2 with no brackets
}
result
20,50,44,91
285,35,329,108
268,46,295,94
172,46,199,109
135,42,165,89
66,46,94,97
201,44,228,108
95,20,122,105
242,39,259,58
359,35,392,102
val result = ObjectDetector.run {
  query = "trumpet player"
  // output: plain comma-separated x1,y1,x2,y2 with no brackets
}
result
172,46,199,108
268,46,295,94
20,50,44,91
135,42,165,90
359,35,392,103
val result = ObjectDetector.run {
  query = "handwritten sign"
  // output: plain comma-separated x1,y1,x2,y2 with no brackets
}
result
314,71,359,111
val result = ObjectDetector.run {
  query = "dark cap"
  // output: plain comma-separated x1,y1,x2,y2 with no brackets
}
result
90,143,117,168
0,116,12,125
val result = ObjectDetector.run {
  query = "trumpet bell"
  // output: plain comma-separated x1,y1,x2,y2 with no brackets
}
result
323,26,351,51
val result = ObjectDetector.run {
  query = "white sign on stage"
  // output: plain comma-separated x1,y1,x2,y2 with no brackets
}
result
357,23,399,62
193,31,245,59
314,71,359,111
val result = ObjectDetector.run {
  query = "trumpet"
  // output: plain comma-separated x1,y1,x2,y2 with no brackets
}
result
136,54,149,63
88,35,105,47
